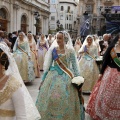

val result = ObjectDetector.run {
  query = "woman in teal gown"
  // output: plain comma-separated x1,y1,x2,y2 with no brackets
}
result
36,31,84,120
13,32,35,82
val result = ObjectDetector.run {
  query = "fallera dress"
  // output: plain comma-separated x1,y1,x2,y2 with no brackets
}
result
0,75,27,120
37,40,48,70
0,42,41,120
86,47,120,120
29,40,40,78
79,45,99,92
13,41,35,82
36,48,84,120
74,44,81,58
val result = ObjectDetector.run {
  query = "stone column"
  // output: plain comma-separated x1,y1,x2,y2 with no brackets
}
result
44,18,47,35
13,2,20,31
41,16,44,34
46,18,49,35
43,18,45,34
27,10,32,33
9,3,13,32
96,0,101,34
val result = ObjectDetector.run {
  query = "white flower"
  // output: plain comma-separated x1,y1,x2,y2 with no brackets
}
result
96,56,103,61
71,76,84,86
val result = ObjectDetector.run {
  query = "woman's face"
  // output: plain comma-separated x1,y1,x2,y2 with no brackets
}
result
57,33,64,46
49,35,52,40
87,37,92,45
76,39,80,44
19,33,24,40
28,34,32,40
41,34,44,39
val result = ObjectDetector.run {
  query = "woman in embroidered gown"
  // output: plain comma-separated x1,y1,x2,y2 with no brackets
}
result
36,31,84,120
74,38,82,58
0,46,27,120
78,35,99,93
37,34,49,70
86,35,120,120
13,32,35,82
0,43,41,120
27,33,40,78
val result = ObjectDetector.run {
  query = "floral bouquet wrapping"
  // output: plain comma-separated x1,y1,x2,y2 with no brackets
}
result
71,76,84,90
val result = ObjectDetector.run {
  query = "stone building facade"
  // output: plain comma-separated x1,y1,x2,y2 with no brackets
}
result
49,0,78,38
0,0,50,35
77,0,120,36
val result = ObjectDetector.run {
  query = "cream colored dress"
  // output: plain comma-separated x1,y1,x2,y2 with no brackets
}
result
37,40,48,70
0,42,41,120
0,75,26,120
79,45,99,92
13,41,35,82
29,41,40,78
74,44,81,58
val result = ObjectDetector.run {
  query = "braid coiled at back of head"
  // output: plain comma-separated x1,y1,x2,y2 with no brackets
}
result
0,48,9,70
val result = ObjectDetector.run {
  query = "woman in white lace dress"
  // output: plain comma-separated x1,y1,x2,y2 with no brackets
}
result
13,32,35,82
0,43,41,120
78,35,99,93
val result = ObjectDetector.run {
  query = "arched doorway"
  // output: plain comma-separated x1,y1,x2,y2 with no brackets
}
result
21,15,28,33
0,8,8,31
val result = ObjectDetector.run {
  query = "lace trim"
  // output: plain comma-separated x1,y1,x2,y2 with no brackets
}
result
54,54,68,67
0,109,15,117
0,76,21,105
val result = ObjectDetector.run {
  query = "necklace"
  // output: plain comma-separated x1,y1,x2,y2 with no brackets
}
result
58,46,65,51
29,40,32,43
0,74,6,82
18,40,24,44
58,49,65,52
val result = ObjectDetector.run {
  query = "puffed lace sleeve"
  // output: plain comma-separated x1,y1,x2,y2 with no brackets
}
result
70,49,80,77
12,87,27,120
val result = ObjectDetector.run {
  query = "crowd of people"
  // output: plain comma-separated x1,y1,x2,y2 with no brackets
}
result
0,28,120,120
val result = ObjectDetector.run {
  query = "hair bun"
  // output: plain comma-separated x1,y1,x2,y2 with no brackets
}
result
0,48,9,70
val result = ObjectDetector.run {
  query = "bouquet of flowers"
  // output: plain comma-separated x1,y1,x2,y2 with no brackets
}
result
71,76,84,90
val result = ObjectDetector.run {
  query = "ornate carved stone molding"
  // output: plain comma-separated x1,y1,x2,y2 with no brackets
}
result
13,4,20,10
85,0,95,5
104,1,114,6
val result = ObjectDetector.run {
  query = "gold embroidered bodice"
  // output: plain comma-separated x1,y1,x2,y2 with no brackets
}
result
0,75,21,117
0,75,21,105
54,54,68,67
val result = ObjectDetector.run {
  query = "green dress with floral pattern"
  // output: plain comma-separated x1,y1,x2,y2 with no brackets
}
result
36,48,84,120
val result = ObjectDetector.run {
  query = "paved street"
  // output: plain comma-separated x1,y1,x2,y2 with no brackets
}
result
26,72,92,120
26,77,40,103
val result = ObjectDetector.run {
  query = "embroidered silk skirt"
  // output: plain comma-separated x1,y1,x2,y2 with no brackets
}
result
86,66,120,120
37,47,47,70
36,70,84,120
79,57,99,92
